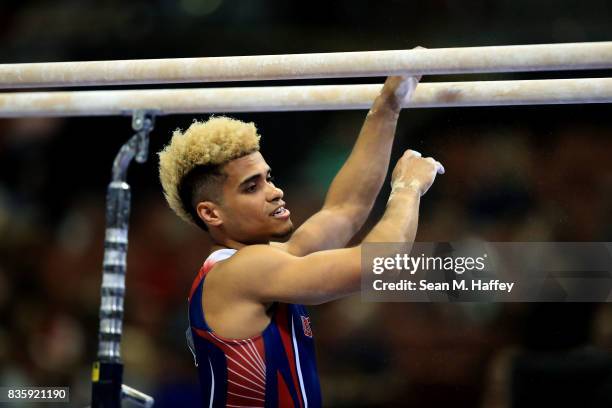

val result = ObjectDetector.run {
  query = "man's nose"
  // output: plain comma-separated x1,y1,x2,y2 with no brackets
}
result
267,184,284,201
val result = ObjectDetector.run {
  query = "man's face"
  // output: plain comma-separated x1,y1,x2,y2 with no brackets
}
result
216,151,293,244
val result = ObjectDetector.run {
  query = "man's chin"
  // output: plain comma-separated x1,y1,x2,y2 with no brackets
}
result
271,222,294,241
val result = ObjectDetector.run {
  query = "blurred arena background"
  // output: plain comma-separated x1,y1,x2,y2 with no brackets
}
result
1,1,612,406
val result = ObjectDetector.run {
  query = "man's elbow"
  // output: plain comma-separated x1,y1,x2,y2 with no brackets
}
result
301,286,359,306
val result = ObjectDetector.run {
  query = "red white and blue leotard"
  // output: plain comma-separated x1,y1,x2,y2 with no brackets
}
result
186,249,322,408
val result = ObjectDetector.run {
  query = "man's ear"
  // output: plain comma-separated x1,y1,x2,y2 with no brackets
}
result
196,201,223,227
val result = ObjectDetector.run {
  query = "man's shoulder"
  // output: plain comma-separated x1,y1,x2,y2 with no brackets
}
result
215,244,290,274
205,244,293,298
234,244,290,261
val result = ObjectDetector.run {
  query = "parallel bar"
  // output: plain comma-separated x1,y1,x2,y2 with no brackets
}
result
1,42,612,89
0,78,610,117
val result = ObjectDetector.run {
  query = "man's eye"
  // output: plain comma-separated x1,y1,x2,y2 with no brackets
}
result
245,184,257,193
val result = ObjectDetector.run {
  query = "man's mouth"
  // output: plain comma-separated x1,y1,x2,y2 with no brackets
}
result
270,206,290,219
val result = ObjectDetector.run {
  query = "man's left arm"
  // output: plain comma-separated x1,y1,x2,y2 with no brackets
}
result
279,75,421,256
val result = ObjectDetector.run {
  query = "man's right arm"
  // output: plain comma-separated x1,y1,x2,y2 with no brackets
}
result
221,150,444,305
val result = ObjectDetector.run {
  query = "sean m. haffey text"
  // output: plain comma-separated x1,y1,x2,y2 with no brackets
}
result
370,253,515,294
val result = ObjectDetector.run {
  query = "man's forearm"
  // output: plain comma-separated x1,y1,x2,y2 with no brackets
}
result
363,187,421,243
323,90,402,217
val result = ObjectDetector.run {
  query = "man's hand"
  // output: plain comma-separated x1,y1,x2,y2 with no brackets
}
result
380,75,421,112
391,149,445,197
379,47,425,112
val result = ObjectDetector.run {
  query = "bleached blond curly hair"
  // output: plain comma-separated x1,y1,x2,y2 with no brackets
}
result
158,116,261,227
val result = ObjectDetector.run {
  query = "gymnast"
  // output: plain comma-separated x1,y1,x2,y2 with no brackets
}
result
158,74,444,407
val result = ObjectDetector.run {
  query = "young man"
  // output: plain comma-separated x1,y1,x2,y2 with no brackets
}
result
158,75,444,407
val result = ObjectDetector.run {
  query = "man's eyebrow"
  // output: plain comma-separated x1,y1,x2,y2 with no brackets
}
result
238,168,271,187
